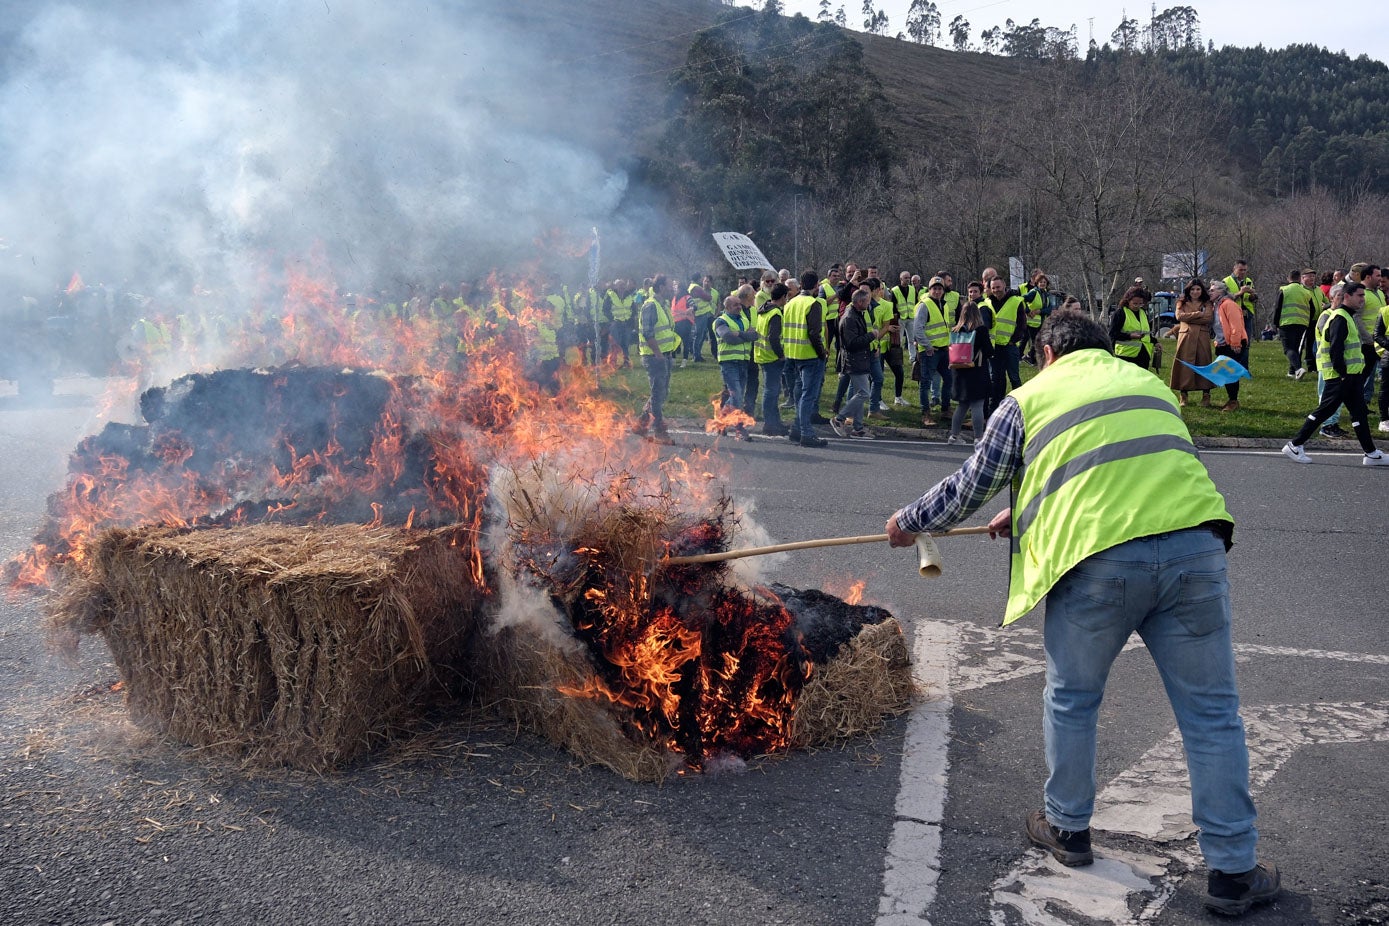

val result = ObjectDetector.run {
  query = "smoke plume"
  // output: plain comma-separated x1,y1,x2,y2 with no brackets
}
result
0,0,631,297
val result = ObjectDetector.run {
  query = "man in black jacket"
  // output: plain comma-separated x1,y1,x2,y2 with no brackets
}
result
829,289,884,439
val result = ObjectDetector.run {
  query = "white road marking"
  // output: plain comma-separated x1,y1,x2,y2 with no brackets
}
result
990,701,1389,924
951,621,1389,692
876,620,958,926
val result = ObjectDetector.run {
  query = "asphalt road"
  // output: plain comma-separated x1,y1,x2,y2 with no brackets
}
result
2,384,1386,926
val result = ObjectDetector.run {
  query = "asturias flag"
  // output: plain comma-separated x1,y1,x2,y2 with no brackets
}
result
1178,356,1252,387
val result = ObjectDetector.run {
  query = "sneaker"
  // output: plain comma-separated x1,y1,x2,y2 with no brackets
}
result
1378,421,1389,433
1204,863,1280,916
760,426,788,437
921,416,937,428
787,430,800,443
1319,424,1348,439
893,396,908,406
1281,442,1312,464
1364,450,1389,466
1024,810,1093,867
876,401,889,411
799,436,829,448
1294,367,1306,380
946,434,973,446
812,414,831,425
779,399,793,408
849,428,873,439
829,416,849,437
735,430,753,442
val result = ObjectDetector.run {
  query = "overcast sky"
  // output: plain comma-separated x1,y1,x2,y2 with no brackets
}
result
780,0,1389,62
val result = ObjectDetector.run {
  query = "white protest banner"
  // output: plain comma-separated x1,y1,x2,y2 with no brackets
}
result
712,232,774,272
1008,256,1025,290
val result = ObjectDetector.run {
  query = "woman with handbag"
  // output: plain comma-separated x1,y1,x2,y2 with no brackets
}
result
947,299,994,445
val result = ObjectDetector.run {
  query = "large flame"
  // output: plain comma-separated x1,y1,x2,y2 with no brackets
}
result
9,261,817,767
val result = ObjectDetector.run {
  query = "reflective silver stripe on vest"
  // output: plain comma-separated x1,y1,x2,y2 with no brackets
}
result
1023,396,1183,466
1014,434,1199,541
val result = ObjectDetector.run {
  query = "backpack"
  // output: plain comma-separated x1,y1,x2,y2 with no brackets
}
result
948,329,976,369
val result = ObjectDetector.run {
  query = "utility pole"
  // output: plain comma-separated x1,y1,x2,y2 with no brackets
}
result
794,193,802,270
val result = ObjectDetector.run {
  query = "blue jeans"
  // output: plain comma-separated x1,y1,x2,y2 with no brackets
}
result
868,353,884,411
842,372,871,429
918,348,952,414
1042,528,1258,873
718,359,748,431
639,352,672,429
692,315,713,360
743,358,759,417
759,359,786,431
789,357,825,438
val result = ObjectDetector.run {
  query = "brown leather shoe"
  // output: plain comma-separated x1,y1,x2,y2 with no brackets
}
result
1024,809,1093,866
1200,393,1212,407
1221,400,1240,412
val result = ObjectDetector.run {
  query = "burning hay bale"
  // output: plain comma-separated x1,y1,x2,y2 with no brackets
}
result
26,361,911,779
52,522,483,770
482,466,913,780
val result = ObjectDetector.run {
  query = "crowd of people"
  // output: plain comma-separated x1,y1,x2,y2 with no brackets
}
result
25,254,1388,465
597,257,1389,462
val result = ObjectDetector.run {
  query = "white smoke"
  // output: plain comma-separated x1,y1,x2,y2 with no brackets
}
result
0,0,630,296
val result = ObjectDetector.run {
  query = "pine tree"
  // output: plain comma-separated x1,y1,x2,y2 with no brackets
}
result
817,0,832,23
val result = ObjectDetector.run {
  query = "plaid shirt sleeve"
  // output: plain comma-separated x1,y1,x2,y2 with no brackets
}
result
895,398,1024,534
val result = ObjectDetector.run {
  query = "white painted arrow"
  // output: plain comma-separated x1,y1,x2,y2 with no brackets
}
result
990,701,1389,925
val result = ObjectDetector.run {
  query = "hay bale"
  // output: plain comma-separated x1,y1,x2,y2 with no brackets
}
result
51,522,481,770
792,618,913,746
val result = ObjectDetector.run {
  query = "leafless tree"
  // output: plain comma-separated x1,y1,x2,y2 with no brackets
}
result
1020,59,1210,309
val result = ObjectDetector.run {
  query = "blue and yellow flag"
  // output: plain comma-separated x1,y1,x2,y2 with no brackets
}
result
1178,356,1251,387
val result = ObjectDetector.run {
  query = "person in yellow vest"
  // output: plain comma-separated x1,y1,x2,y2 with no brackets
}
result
981,276,1026,413
1273,269,1318,379
1283,282,1388,464
1356,264,1385,412
527,301,562,395
603,279,637,368
886,308,1281,916
783,270,830,447
714,293,760,441
687,277,716,362
865,278,897,415
1223,259,1258,346
888,272,916,406
1019,271,1052,365
754,282,790,436
820,264,844,352
1374,292,1389,432
632,275,680,444
1107,286,1154,370
938,272,962,326
913,277,954,428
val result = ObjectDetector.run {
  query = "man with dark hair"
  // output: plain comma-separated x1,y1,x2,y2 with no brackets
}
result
1273,269,1318,379
782,270,830,447
1224,259,1258,339
632,275,680,444
1282,282,1388,465
886,309,1280,917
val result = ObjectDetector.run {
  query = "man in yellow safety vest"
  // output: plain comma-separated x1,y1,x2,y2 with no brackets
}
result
887,308,1281,917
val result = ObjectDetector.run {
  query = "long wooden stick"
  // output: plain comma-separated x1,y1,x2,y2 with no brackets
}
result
663,525,996,565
